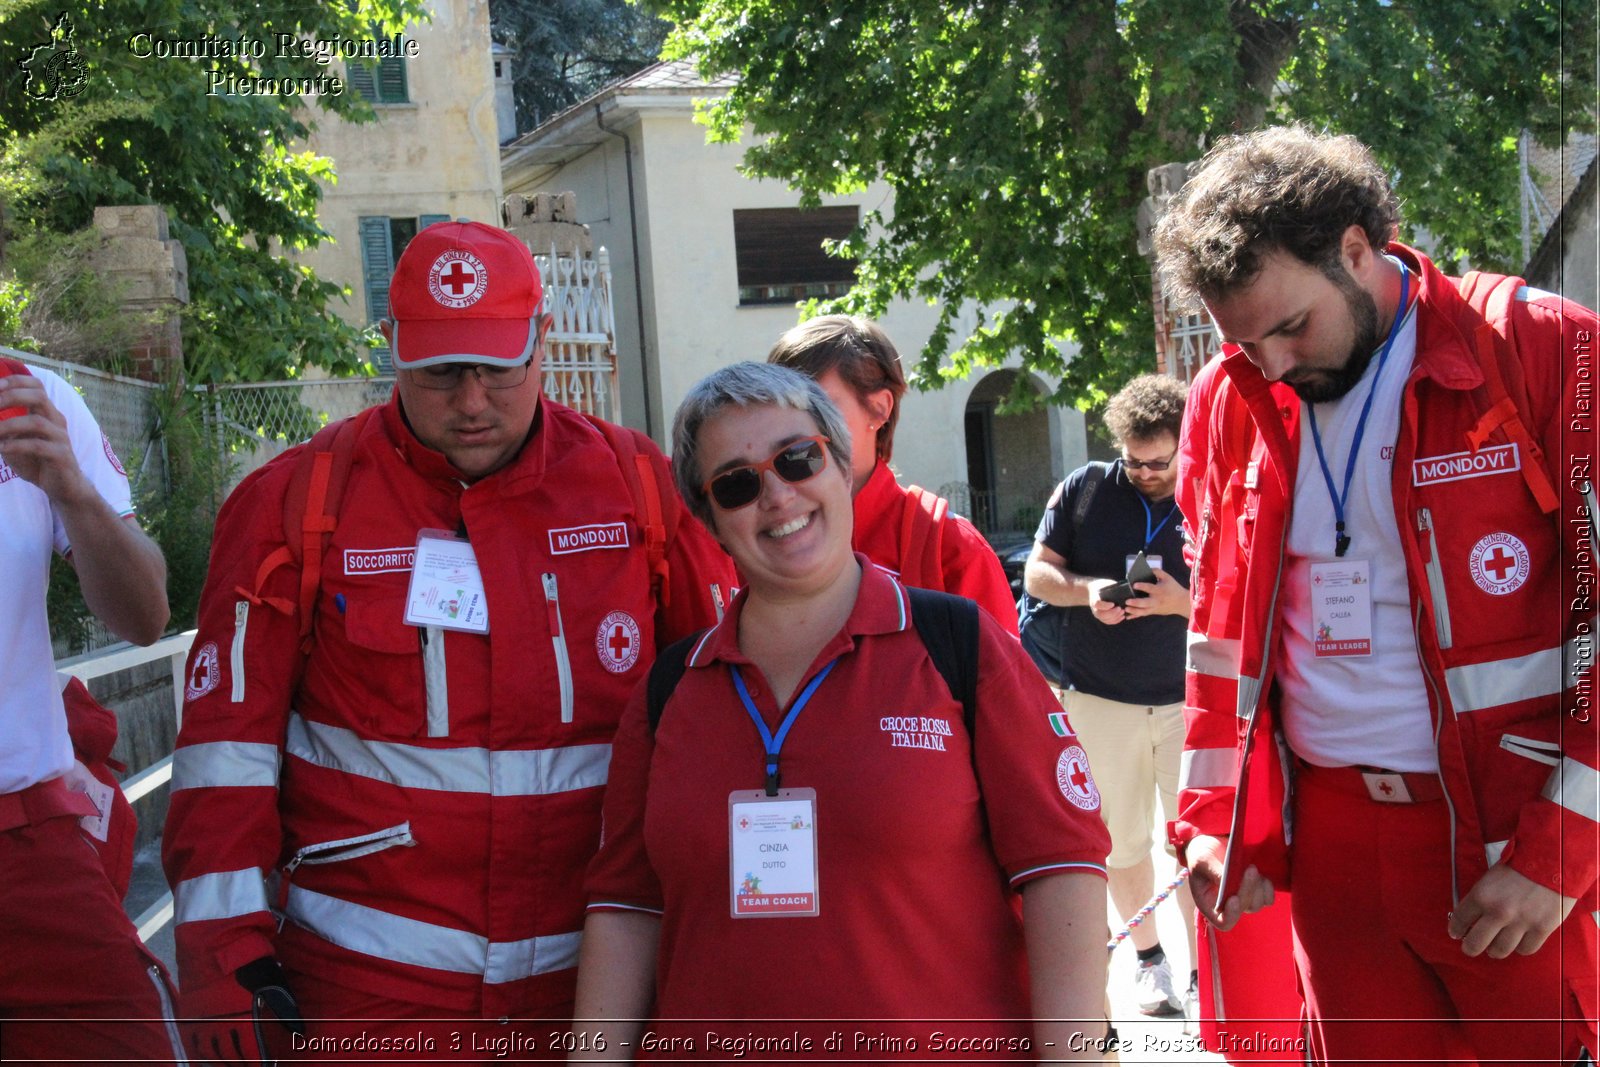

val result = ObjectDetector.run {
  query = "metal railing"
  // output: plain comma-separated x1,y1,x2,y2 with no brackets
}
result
56,629,197,942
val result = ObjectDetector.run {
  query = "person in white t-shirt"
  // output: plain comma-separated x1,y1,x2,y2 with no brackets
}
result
0,360,177,1063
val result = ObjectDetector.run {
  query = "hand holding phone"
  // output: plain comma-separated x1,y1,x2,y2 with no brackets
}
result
1097,551,1157,606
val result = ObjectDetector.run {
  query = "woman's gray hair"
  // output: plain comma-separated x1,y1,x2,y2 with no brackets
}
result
672,361,853,528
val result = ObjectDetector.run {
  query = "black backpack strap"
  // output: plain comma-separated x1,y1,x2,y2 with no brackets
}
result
905,586,980,740
1071,462,1107,533
646,630,705,733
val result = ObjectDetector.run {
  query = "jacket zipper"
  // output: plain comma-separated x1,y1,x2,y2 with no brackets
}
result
1414,600,1461,903
1416,508,1453,649
284,822,417,872
231,600,250,703
542,573,575,723
277,822,417,929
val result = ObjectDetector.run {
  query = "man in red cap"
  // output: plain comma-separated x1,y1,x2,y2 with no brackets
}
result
164,220,735,1063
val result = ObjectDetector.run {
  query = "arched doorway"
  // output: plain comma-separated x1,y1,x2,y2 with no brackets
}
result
962,371,1055,536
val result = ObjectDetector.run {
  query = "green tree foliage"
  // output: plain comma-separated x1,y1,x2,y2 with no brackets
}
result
0,0,427,383
649,0,1596,402
492,0,668,133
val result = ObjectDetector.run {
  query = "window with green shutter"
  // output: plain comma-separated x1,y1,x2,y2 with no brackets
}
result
347,54,409,104
360,214,449,372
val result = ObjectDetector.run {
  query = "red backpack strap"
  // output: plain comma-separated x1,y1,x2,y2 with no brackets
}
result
588,416,675,607
899,485,948,587
237,409,373,648
1458,272,1561,514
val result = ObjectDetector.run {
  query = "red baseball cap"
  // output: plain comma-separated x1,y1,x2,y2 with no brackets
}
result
387,219,546,369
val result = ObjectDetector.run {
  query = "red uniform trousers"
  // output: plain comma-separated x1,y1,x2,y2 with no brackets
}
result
274,961,574,1064
1195,896,1306,1061
0,780,180,1066
1289,762,1587,1066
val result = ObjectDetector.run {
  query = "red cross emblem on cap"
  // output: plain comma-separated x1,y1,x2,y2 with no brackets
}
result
427,250,488,309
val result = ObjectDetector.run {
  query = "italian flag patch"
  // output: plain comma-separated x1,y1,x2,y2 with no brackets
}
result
1047,712,1071,737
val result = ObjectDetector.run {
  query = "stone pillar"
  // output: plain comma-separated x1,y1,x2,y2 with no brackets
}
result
1137,162,1221,385
89,206,188,382
502,190,594,259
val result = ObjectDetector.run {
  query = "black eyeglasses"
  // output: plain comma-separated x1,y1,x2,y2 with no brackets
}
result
1122,450,1177,472
407,361,532,391
703,436,831,511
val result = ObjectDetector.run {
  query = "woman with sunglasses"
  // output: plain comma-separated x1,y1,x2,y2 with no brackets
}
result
768,316,1019,634
571,362,1111,1061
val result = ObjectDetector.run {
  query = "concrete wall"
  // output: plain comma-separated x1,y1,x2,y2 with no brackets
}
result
509,100,1087,514
295,0,503,336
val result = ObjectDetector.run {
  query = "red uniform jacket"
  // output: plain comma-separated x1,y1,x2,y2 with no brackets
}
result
853,460,1019,634
1174,246,1599,1031
163,394,733,1018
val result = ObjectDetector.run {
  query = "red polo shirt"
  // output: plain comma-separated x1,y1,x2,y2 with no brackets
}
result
586,558,1108,1038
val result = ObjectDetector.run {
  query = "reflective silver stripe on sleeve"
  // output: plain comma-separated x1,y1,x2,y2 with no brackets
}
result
1179,746,1237,791
284,886,581,981
423,625,449,738
1445,630,1592,714
1540,758,1600,823
174,868,270,926
285,714,610,796
1236,673,1262,720
1187,632,1241,680
171,741,280,791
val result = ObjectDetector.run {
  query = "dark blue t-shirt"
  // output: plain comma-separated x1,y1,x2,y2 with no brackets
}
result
1034,460,1189,705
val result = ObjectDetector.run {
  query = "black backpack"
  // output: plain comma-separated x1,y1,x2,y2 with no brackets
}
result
1016,462,1106,687
647,586,980,743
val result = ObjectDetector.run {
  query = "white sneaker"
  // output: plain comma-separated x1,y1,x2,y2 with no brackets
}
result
1183,972,1200,1034
1135,956,1182,1016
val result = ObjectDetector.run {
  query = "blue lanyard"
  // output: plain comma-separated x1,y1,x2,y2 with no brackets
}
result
1139,494,1179,551
732,658,838,796
1306,263,1411,558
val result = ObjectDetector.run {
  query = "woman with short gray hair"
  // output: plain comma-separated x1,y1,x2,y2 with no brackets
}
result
572,361,1113,1061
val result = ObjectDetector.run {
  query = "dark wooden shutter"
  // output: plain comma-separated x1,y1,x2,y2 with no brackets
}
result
359,216,395,372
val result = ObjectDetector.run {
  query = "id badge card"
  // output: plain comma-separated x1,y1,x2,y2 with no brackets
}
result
1309,559,1372,657
1126,554,1163,574
729,788,819,918
403,529,490,633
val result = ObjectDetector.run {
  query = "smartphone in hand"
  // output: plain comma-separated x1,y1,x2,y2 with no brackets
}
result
1098,551,1157,606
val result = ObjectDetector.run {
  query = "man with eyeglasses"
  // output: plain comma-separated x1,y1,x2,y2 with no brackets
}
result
164,219,734,1062
1023,373,1198,1020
